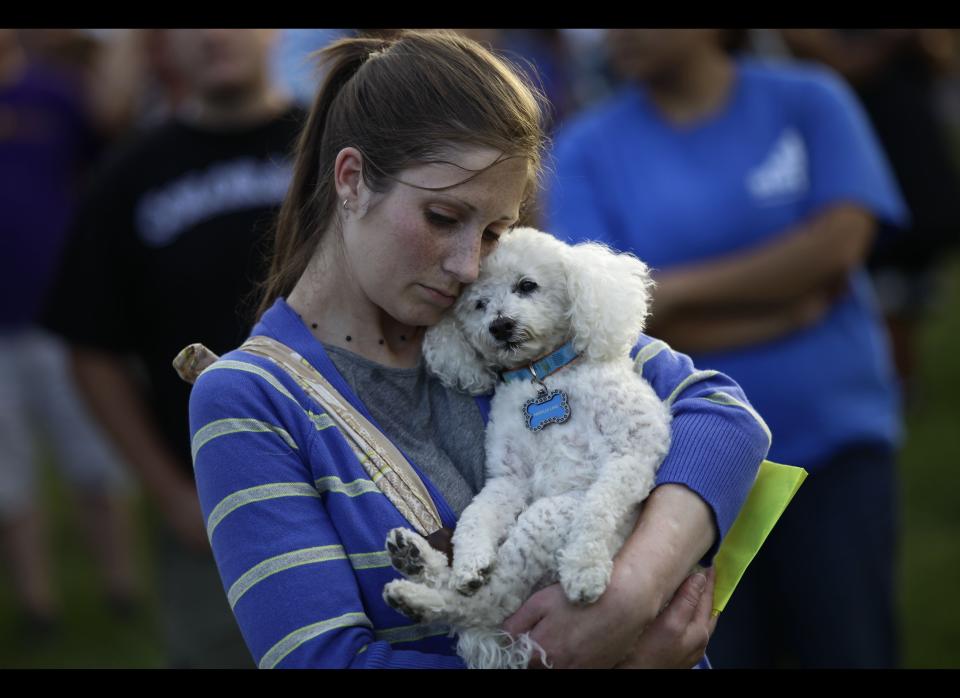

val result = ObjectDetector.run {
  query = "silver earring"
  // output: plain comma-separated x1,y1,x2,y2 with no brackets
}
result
342,198,349,211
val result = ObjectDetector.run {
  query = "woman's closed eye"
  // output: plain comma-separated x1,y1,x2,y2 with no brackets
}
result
428,210,503,244
426,210,459,228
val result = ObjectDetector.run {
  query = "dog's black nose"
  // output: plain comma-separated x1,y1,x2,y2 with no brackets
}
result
489,317,516,341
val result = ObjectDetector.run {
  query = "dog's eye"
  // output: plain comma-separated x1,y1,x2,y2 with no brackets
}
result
516,279,539,295
475,299,487,311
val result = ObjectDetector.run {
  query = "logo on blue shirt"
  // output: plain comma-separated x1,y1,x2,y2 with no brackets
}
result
747,128,809,204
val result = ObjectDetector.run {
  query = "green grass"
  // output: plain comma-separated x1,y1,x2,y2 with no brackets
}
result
0,462,166,668
898,254,960,668
2,258,959,668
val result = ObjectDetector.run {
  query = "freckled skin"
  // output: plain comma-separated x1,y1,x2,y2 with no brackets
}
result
339,154,531,330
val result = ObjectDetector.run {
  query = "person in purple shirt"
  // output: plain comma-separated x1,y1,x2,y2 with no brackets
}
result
0,28,138,638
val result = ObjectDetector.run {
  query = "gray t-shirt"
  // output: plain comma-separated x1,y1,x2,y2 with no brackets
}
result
324,343,487,517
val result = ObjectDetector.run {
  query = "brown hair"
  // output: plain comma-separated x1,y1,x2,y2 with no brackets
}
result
255,29,549,320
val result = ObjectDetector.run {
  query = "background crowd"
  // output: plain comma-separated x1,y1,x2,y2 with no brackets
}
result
1,28,958,668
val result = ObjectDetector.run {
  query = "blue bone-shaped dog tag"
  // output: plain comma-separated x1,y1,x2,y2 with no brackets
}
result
523,389,571,432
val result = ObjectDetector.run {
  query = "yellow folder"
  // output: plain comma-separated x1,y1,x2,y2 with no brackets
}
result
712,460,808,614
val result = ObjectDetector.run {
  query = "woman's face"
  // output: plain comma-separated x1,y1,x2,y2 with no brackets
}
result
341,147,531,329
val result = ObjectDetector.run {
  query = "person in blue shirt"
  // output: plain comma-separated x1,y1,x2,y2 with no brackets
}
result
186,30,771,668
545,28,909,668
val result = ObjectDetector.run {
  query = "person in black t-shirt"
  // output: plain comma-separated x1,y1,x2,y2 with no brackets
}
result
43,29,306,668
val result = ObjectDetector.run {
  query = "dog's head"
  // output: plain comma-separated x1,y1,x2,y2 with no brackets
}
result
423,227,654,394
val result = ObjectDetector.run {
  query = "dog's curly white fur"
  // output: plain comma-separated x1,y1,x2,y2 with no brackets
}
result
382,227,672,668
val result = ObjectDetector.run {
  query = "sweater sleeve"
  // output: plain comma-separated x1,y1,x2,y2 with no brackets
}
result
631,335,771,564
189,358,465,669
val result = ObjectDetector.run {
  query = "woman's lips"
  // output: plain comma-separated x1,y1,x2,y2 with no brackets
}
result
421,284,457,307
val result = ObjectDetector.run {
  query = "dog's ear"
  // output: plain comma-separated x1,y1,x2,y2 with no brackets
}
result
423,313,498,395
564,241,654,361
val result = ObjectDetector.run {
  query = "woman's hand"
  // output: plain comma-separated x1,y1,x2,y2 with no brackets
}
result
502,565,718,670
503,485,717,668
501,558,662,668
615,566,718,669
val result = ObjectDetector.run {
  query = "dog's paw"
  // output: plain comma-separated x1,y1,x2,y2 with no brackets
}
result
386,528,450,586
452,554,496,596
382,580,427,623
382,579,448,624
559,560,612,605
386,528,426,578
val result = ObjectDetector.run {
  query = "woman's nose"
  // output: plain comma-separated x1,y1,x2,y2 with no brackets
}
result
444,231,483,284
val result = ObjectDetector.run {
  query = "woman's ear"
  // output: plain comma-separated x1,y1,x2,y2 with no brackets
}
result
565,242,654,361
422,313,497,395
334,147,364,209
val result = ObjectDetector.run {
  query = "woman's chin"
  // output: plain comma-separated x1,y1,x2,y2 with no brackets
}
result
390,303,447,330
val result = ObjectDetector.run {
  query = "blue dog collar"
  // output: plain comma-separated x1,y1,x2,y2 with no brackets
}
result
501,340,580,385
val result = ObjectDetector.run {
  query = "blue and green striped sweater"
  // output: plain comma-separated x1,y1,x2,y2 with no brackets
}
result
188,298,771,668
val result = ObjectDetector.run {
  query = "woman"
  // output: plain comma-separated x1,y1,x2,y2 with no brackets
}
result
546,29,906,668
186,30,769,669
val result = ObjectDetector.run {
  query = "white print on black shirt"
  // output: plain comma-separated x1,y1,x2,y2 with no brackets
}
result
746,128,809,205
136,158,292,247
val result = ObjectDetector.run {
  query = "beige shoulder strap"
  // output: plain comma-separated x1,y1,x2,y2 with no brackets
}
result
173,337,443,537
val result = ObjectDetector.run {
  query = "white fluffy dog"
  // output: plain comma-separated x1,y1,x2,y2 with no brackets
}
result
382,227,672,668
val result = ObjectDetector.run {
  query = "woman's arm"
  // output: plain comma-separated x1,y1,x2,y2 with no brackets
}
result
502,483,716,668
189,357,465,669
503,337,768,668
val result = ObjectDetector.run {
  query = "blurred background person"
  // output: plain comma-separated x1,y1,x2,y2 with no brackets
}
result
42,28,304,668
454,29,577,130
81,28,190,136
14,29,182,139
778,29,960,404
0,28,139,640
557,29,620,120
271,28,355,108
544,28,908,668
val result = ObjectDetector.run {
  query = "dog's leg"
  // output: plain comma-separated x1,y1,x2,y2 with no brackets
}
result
558,453,660,604
384,491,570,633
452,474,529,595
471,493,579,619
385,495,579,668
386,528,452,588
449,494,579,669
382,578,454,625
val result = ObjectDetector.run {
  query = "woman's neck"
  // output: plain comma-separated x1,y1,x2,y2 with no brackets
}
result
287,241,425,369
644,49,735,126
